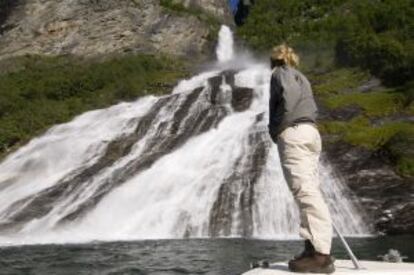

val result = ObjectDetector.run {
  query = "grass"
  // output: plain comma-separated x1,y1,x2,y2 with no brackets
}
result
396,157,414,177
386,125,414,177
310,68,369,96
320,117,407,149
323,90,405,117
407,101,414,116
314,66,414,177
320,117,414,177
0,54,188,159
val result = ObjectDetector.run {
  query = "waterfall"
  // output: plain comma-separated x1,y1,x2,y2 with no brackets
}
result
0,26,369,245
216,25,234,62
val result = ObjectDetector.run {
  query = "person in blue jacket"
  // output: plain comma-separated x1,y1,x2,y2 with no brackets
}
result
228,0,240,15
228,0,253,26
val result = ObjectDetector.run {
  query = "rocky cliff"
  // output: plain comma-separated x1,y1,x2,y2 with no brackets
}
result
324,142,414,235
0,0,230,60
316,74,414,235
176,0,231,18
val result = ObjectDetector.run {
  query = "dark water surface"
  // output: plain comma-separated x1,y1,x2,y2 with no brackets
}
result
0,236,413,275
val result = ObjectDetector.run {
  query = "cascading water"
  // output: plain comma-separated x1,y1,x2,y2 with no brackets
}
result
0,26,370,246
216,26,234,62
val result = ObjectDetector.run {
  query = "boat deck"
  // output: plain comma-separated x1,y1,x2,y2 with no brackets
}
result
242,260,414,275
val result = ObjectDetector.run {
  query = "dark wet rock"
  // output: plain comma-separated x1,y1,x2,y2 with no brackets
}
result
208,70,236,91
323,141,414,234
371,114,414,126
377,202,414,234
207,71,254,112
316,98,362,122
357,77,382,93
209,123,269,237
317,72,413,235
232,87,253,112
327,105,362,121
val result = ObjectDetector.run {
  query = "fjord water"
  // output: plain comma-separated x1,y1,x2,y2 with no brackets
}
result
1,237,413,275
0,26,369,247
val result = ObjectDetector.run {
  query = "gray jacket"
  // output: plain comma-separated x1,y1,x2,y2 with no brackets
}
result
268,65,318,140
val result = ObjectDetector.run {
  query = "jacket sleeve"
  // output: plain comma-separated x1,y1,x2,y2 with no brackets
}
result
268,73,285,142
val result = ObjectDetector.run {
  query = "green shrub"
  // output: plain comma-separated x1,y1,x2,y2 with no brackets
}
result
320,117,414,176
323,90,405,117
311,68,368,96
321,117,411,149
0,54,187,158
396,157,414,177
336,32,413,86
385,124,414,177
238,0,413,86
160,0,188,13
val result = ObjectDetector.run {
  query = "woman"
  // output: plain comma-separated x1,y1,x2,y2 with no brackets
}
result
268,44,335,274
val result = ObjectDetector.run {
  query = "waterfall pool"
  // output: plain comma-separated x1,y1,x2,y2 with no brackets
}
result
0,236,413,275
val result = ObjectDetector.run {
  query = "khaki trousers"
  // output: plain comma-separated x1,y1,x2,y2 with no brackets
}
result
277,123,332,254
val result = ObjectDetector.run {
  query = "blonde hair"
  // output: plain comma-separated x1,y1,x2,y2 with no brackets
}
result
271,44,299,67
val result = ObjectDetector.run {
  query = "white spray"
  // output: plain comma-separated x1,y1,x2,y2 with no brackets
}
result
0,26,369,246
216,25,234,62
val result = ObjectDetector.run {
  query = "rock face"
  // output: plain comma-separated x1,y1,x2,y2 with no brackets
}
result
318,75,414,235
323,134,414,235
0,0,230,60
177,0,232,19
